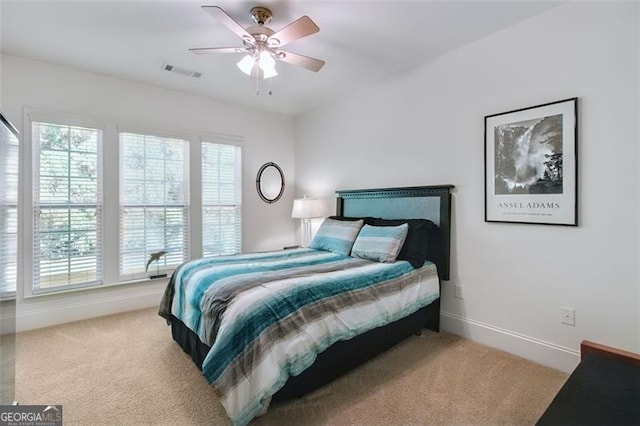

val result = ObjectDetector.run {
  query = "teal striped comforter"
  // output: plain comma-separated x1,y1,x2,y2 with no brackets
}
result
159,248,439,425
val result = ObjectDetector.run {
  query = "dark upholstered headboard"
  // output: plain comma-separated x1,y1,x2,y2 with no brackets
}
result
335,185,454,281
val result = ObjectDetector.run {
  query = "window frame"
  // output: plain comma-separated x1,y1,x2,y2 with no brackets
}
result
24,109,106,296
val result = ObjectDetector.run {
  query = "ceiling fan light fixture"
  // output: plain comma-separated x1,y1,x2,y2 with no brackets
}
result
259,51,275,69
237,51,278,79
236,55,255,75
258,51,277,78
261,65,278,79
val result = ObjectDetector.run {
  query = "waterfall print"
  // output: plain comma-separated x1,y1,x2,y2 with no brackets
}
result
494,114,563,195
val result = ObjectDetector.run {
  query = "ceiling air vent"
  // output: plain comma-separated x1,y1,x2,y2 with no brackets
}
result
162,63,202,78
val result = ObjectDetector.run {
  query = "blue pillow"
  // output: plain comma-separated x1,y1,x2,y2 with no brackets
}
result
351,224,409,263
309,218,364,255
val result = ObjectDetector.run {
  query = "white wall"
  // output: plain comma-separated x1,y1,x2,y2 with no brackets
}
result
294,2,639,372
0,54,297,331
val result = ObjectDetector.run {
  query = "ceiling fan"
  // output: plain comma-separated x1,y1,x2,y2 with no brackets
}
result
190,6,325,79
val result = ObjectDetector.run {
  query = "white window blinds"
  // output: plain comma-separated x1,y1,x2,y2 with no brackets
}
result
32,122,102,291
119,132,189,280
202,142,241,257
0,116,19,297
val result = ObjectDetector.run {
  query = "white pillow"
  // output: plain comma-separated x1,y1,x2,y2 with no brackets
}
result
351,223,409,263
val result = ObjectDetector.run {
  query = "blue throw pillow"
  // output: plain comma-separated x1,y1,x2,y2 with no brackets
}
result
351,224,409,263
309,218,364,255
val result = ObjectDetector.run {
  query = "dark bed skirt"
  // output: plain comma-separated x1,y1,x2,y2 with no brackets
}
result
169,297,440,401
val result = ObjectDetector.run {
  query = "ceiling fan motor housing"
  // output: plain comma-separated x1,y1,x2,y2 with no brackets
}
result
250,7,272,26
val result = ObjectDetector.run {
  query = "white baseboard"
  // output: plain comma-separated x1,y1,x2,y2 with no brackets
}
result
15,290,164,332
441,311,580,373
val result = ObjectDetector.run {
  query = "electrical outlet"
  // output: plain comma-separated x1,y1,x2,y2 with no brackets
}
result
561,307,575,326
454,284,464,299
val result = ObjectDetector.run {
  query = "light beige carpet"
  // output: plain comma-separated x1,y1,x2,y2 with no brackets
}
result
15,308,567,425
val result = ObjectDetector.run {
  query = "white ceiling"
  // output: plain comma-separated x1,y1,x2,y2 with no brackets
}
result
1,1,560,116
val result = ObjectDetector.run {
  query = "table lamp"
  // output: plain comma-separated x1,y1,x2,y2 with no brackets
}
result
291,197,321,246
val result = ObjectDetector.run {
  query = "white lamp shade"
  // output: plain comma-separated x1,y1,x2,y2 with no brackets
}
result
258,51,278,79
236,55,255,75
259,51,275,69
291,198,321,219
261,66,278,79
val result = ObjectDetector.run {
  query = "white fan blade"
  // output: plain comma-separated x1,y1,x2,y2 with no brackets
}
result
202,6,252,40
269,16,319,47
189,47,245,55
277,50,325,72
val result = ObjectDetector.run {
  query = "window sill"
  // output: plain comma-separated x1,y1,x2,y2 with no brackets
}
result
22,275,170,301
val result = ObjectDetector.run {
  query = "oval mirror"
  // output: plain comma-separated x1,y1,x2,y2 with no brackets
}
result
256,162,285,203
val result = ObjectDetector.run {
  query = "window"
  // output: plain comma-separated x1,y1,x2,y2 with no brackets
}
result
23,109,243,296
0,115,19,297
119,132,189,280
201,142,241,257
32,121,102,292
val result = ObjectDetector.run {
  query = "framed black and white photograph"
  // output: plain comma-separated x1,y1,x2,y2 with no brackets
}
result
485,97,578,226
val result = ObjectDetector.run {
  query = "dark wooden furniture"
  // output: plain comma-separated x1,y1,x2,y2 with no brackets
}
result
168,184,454,402
537,340,640,425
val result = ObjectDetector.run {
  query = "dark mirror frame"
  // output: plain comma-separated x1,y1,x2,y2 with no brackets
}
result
256,162,285,204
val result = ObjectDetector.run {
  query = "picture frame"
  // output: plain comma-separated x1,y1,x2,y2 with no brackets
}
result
484,97,578,226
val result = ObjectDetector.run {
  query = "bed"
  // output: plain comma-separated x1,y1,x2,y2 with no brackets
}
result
158,185,454,425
